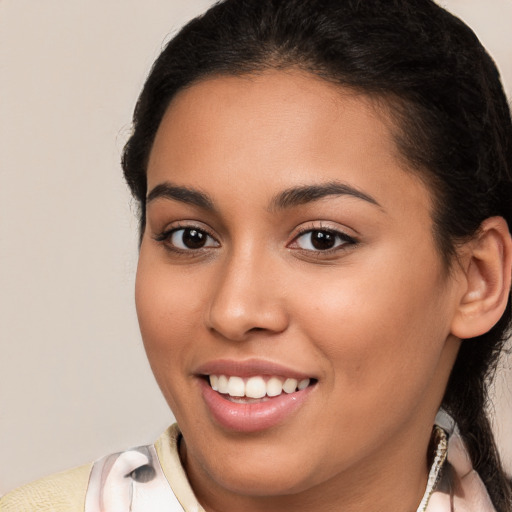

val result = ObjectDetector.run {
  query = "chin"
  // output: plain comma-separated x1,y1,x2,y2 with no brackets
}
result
185,434,325,498
210,463,317,497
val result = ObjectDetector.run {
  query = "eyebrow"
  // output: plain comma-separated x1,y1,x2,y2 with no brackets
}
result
146,180,381,213
146,182,214,210
269,181,381,211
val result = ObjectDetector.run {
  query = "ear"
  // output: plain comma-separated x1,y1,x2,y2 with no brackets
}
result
451,216,512,339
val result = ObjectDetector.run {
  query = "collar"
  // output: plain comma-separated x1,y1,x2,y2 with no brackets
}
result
84,418,495,512
420,411,496,512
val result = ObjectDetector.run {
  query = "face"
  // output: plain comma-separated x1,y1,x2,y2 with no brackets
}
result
136,71,462,506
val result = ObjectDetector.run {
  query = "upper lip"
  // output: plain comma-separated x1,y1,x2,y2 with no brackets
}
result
194,358,315,380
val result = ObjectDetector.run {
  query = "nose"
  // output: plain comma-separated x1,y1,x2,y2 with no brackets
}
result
205,250,289,341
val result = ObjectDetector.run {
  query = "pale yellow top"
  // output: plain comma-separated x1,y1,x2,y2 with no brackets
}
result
0,463,93,512
0,425,203,512
155,425,205,512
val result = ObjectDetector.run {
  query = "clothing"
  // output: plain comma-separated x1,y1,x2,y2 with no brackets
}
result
422,414,497,512
0,426,197,512
0,419,496,512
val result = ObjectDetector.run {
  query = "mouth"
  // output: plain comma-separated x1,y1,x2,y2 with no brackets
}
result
207,374,314,403
195,362,317,432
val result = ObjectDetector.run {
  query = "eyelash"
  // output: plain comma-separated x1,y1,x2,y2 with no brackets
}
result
153,223,219,255
289,226,357,255
153,224,357,256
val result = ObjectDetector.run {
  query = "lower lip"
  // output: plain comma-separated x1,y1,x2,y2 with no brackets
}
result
199,379,315,433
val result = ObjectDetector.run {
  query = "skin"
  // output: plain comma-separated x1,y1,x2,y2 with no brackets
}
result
136,71,466,512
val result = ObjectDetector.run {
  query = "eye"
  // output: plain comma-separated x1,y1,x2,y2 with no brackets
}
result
156,226,219,251
292,229,355,252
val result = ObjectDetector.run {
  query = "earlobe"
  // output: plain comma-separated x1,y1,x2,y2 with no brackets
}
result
451,217,512,339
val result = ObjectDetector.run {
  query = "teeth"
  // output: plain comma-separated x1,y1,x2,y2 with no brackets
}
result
283,378,298,394
208,375,311,398
245,376,267,398
266,376,284,397
217,375,229,394
298,378,310,390
227,376,245,397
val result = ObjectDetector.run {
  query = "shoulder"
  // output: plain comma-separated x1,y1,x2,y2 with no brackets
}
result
0,463,93,512
0,425,199,512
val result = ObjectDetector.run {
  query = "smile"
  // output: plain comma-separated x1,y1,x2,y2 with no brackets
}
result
197,362,317,432
209,375,311,400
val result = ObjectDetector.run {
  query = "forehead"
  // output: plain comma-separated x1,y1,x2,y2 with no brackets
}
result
151,71,397,171
147,70,431,217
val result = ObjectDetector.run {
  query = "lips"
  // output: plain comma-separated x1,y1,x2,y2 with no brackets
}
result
195,360,316,432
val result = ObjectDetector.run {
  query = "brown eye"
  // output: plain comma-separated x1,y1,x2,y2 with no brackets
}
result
310,231,336,250
293,229,355,251
169,227,219,250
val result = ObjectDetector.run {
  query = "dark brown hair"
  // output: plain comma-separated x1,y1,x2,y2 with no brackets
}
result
122,1,512,509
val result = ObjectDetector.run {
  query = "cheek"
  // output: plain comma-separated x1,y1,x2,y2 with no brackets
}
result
291,249,453,408
135,251,205,381
135,254,213,426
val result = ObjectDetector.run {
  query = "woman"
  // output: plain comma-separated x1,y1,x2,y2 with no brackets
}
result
2,0,511,511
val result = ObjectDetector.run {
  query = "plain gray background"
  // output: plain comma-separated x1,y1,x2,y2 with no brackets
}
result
1,0,511,496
